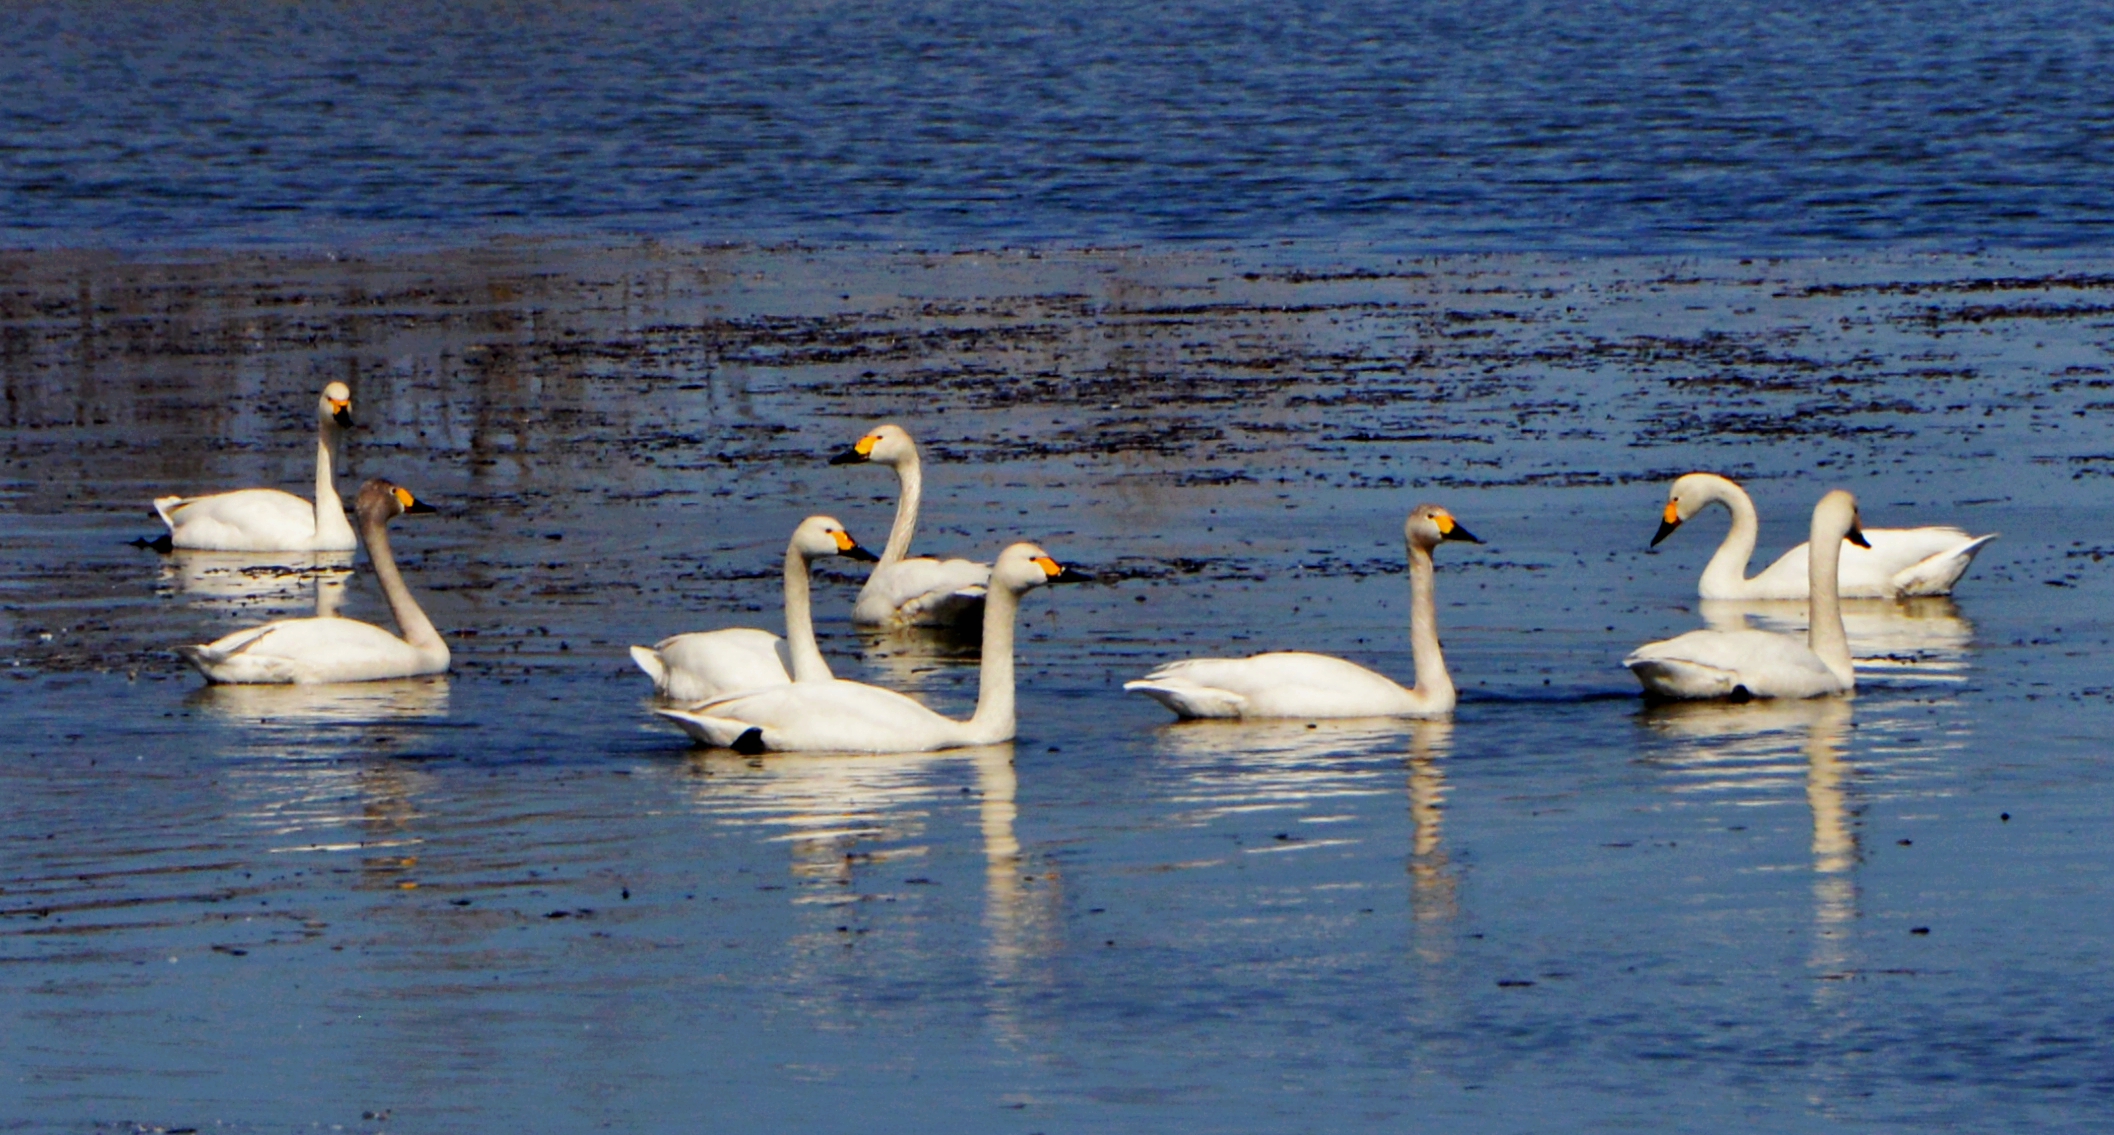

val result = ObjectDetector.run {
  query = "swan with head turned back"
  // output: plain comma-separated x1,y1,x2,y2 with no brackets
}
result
1655,473,1992,600
828,424,991,629
152,382,359,553
178,479,449,684
1125,504,1481,719
1627,489,1869,700
628,516,879,703
655,543,1086,753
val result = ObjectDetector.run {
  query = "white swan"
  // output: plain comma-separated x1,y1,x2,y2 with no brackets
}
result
828,424,991,628
629,516,879,703
655,543,1086,753
178,480,449,684
1125,504,1481,719
1626,489,1868,700
152,382,359,553
1654,473,1992,600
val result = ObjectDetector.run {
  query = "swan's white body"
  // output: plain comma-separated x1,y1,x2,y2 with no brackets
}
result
1655,473,1992,600
154,383,359,553
1126,505,1477,720
1627,490,1864,700
656,543,1081,753
630,517,876,703
179,481,449,685
829,425,991,628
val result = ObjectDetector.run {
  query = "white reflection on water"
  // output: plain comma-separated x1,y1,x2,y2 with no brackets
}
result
1147,718,1405,830
185,676,453,727
1403,719,1458,938
1699,597,1973,683
851,625,984,696
158,550,355,618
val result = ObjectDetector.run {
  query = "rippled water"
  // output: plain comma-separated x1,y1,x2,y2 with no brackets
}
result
4,245,2113,1130
7,0,2114,251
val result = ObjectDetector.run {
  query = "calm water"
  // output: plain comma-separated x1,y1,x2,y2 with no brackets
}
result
3,245,2113,1130
6,0,2114,251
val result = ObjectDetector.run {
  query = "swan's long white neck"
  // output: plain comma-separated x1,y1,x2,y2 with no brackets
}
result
781,540,832,682
313,413,354,546
1806,506,1855,689
878,450,923,570
1698,477,1762,596
962,575,1021,744
1406,542,1455,711
360,510,446,658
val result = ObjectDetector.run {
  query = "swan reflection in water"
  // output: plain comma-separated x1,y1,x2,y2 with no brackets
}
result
185,675,453,727
1698,597,1973,683
1402,719,1458,941
850,622,985,696
674,742,1056,1035
1641,697,1866,996
159,549,356,618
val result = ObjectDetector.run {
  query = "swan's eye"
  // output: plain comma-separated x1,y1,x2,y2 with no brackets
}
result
855,435,879,456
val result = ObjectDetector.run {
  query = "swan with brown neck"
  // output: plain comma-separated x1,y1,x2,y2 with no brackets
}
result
177,479,449,684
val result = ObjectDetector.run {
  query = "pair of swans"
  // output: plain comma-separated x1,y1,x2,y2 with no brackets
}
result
1126,504,1481,720
179,480,449,684
1655,473,1992,600
153,382,359,553
656,543,1086,753
1626,490,1868,700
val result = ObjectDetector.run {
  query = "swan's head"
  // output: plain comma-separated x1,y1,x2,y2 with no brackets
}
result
1405,504,1480,551
355,478,437,522
992,542,1091,593
1812,489,1871,549
1653,472,1740,546
319,382,355,429
828,423,916,468
791,515,879,563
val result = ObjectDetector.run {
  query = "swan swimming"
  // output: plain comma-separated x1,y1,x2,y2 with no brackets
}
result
1627,489,1868,700
828,424,992,629
629,516,879,703
1125,504,1481,719
1654,473,1991,600
178,479,449,684
655,542,1086,753
152,382,359,553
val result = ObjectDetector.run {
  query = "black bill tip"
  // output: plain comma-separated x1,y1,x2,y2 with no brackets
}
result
404,499,438,515
1651,518,1681,547
827,447,867,466
333,407,355,428
842,543,880,562
1444,524,1482,545
1846,523,1870,549
1051,566,1093,584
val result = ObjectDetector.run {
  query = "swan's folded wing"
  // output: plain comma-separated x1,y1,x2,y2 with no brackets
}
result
634,628,791,702
1888,534,1995,597
1625,629,1839,699
158,488,322,549
653,707,762,749
859,557,990,627
1123,673,1250,719
1128,653,1412,718
690,679,959,752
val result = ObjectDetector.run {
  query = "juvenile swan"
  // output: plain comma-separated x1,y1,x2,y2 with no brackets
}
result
178,480,448,684
1655,473,1991,600
1627,489,1869,700
629,516,879,703
655,543,1086,753
828,424,992,628
1125,505,1481,719
153,382,359,552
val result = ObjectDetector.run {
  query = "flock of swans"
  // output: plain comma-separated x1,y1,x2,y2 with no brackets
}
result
155,383,1998,754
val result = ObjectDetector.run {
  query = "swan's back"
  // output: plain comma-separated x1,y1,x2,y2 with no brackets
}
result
633,628,790,702
1127,652,1423,719
183,616,445,684
1624,628,1842,699
1744,525,1983,599
694,678,964,752
856,556,990,627
158,489,336,552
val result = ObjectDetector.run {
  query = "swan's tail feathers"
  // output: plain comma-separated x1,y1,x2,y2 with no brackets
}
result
177,626,294,684
1123,677,1248,720
629,645,670,694
903,585,988,629
1622,654,1741,701
1889,534,1996,597
152,496,189,529
653,707,760,749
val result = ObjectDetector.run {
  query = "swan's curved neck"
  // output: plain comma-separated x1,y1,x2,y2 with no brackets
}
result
314,416,353,544
1406,543,1454,709
1699,479,1761,595
1807,515,1855,688
878,451,923,569
361,512,445,654
963,578,1021,743
781,541,831,682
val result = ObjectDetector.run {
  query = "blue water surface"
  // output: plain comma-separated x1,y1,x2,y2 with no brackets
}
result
5,0,2114,251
